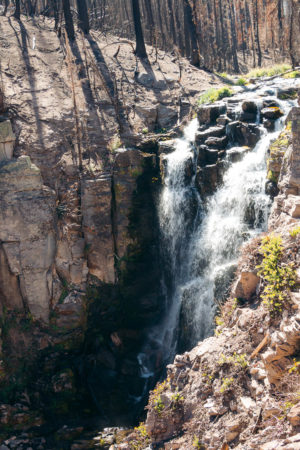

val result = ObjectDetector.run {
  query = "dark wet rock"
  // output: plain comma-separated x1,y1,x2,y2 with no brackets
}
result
226,146,251,163
216,114,231,126
195,126,226,145
157,139,177,155
263,118,276,131
265,180,279,199
197,102,226,125
240,111,257,123
196,161,224,197
263,98,280,108
227,121,261,147
197,145,207,167
242,100,258,114
261,107,284,120
205,135,228,149
205,149,219,164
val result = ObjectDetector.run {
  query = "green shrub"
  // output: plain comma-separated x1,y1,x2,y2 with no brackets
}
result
197,87,233,105
290,226,300,238
257,235,296,314
236,77,247,86
220,377,234,393
218,352,249,369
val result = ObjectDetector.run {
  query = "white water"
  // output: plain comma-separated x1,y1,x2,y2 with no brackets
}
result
136,81,297,394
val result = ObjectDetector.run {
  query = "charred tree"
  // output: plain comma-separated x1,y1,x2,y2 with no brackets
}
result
63,0,75,41
143,0,154,45
14,0,20,19
76,0,90,34
183,0,199,66
3,0,9,16
131,0,147,58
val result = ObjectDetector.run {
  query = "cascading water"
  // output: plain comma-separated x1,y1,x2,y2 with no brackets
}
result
136,78,297,404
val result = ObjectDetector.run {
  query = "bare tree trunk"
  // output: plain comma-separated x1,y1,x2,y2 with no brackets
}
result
253,0,262,66
229,0,240,72
131,0,147,58
76,0,89,34
14,0,21,19
167,0,176,45
3,0,9,15
63,0,75,41
183,0,199,66
143,0,154,46
52,0,59,30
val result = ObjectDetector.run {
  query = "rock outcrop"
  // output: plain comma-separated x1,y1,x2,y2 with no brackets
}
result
0,155,56,322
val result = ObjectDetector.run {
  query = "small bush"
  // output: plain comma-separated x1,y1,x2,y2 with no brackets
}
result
236,77,247,86
257,234,296,314
220,377,234,393
131,423,150,450
290,226,300,238
218,352,249,369
197,87,233,105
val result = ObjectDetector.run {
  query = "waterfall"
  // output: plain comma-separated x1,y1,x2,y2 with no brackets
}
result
136,80,297,401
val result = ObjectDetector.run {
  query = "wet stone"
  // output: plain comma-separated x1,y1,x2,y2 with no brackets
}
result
242,100,258,114
261,107,284,120
263,118,276,131
195,126,226,145
227,121,261,147
197,102,226,125
205,135,228,149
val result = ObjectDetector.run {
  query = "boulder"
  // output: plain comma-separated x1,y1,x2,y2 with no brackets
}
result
216,114,231,126
265,180,279,199
261,107,284,120
205,135,228,149
263,99,280,108
227,121,261,147
157,104,178,129
197,102,226,125
205,149,219,165
263,118,276,131
240,111,257,123
242,100,258,114
195,126,226,145
158,139,177,155
233,270,259,300
226,146,250,163
287,405,300,426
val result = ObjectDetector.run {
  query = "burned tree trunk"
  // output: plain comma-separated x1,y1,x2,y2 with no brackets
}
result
183,0,199,66
14,0,21,19
131,0,147,58
76,0,90,34
63,0,75,41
